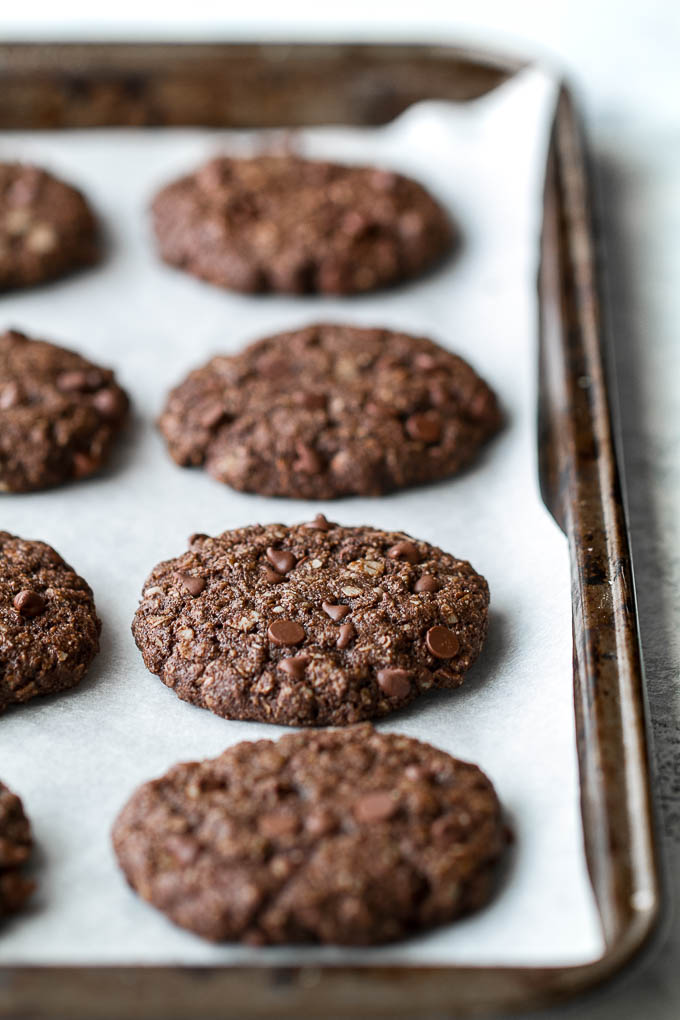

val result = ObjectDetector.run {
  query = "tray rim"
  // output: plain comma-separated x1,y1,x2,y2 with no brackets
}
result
0,40,662,1018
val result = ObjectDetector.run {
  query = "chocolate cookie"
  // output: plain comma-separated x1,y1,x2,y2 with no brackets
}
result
151,155,453,294
0,163,98,290
0,329,129,492
0,533,101,712
159,323,501,499
113,725,508,944
0,781,34,917
132,519,489,727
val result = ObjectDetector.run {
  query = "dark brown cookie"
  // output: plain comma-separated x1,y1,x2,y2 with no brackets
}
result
0,533,101,712
0,329,130,492
0,163,98,290
113,724,508,945
151,155,453,294
132,520,489,727
159,323,501,499
0,781,34,917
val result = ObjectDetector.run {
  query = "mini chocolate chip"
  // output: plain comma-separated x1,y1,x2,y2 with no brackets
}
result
278,655,309,679
93,387,126,420
262,567,285,585
295,392,327,411
426,625,460,659
415,574,439,593
302,514,334,531
177,572,206,596
268,620,305,646
188,533,209,545
293,442,323,474
322,601,350,622
376,668,412,699
387,541,421,565
336,622,356,649
72,451,99,478
405,411,442,444
266,547,296,574
13,589,46,617
353,792,398,824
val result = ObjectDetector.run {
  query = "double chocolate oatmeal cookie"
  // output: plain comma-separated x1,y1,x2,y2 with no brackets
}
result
0,329,129,492
151,155,453,294
0,163,98,290
132,519,489,727
0,532,101,712
0,782,34,917
159,323,501,499
113,725,508,945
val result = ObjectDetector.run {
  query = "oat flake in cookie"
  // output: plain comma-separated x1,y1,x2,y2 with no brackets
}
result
0,781,34,917
0,533,101,712
0,163,98,290
151,155,453,294
132,519,489,727
113,725,508,945
159,323,501,499
0,329,129,492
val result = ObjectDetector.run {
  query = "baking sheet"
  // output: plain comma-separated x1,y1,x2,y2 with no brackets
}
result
0,67,604,966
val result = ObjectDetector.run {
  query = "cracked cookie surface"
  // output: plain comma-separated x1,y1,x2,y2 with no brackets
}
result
0,163,98,290
112,725,508,944
151,155,453,295
0,329,129,492
159,323,501,499
0,532,101,712
0,781,34,917
131,519,489,727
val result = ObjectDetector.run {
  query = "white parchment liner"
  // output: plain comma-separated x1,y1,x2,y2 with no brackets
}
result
0,68,604,965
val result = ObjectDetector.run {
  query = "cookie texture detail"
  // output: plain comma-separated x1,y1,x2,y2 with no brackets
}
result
0,163,98,290
0,532,101,712
131,520,489,727
152,156,453,294
113,725,508,944
159,323,501,499
0,781,34,916
0,329,129,492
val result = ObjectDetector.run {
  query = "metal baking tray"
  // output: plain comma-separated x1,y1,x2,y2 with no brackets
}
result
0,42,661,1017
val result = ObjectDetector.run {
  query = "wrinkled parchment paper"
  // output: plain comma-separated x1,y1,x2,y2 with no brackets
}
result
0,68,604,965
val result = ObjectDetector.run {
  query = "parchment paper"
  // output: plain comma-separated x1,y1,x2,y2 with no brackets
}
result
0,67,605,966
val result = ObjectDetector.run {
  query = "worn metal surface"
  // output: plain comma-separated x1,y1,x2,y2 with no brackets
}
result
0,44,661,1018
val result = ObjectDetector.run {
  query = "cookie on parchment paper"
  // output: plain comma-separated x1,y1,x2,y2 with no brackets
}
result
0,781,34,917
0,532,101,713
151,155,453,295
112,724,508,945
131,518,489,727
159,323,501,499
0,329,129,492
0,162,98,290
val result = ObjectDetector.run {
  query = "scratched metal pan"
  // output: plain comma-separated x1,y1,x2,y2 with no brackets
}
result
0,43,662,1017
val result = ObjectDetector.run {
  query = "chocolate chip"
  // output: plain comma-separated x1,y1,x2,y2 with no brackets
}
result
301,513,334,531
177,573,206,596
414,574,439,593
266,547,296,574
262,567,285,585
93,387,126,420
278,655,309,679
268,620,305,646
322,601,350,622
336,622,356,649
293,442,323,474
426,626,460,659
405,411,442,444
387,541,421,565
72,451,98,478
188,533,209,545
353,791,397,824
258,811,300,838
376,668,411,699
13,589,46,617
295,392,327,411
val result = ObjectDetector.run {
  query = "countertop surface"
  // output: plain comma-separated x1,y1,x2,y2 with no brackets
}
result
0,3,679,1018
